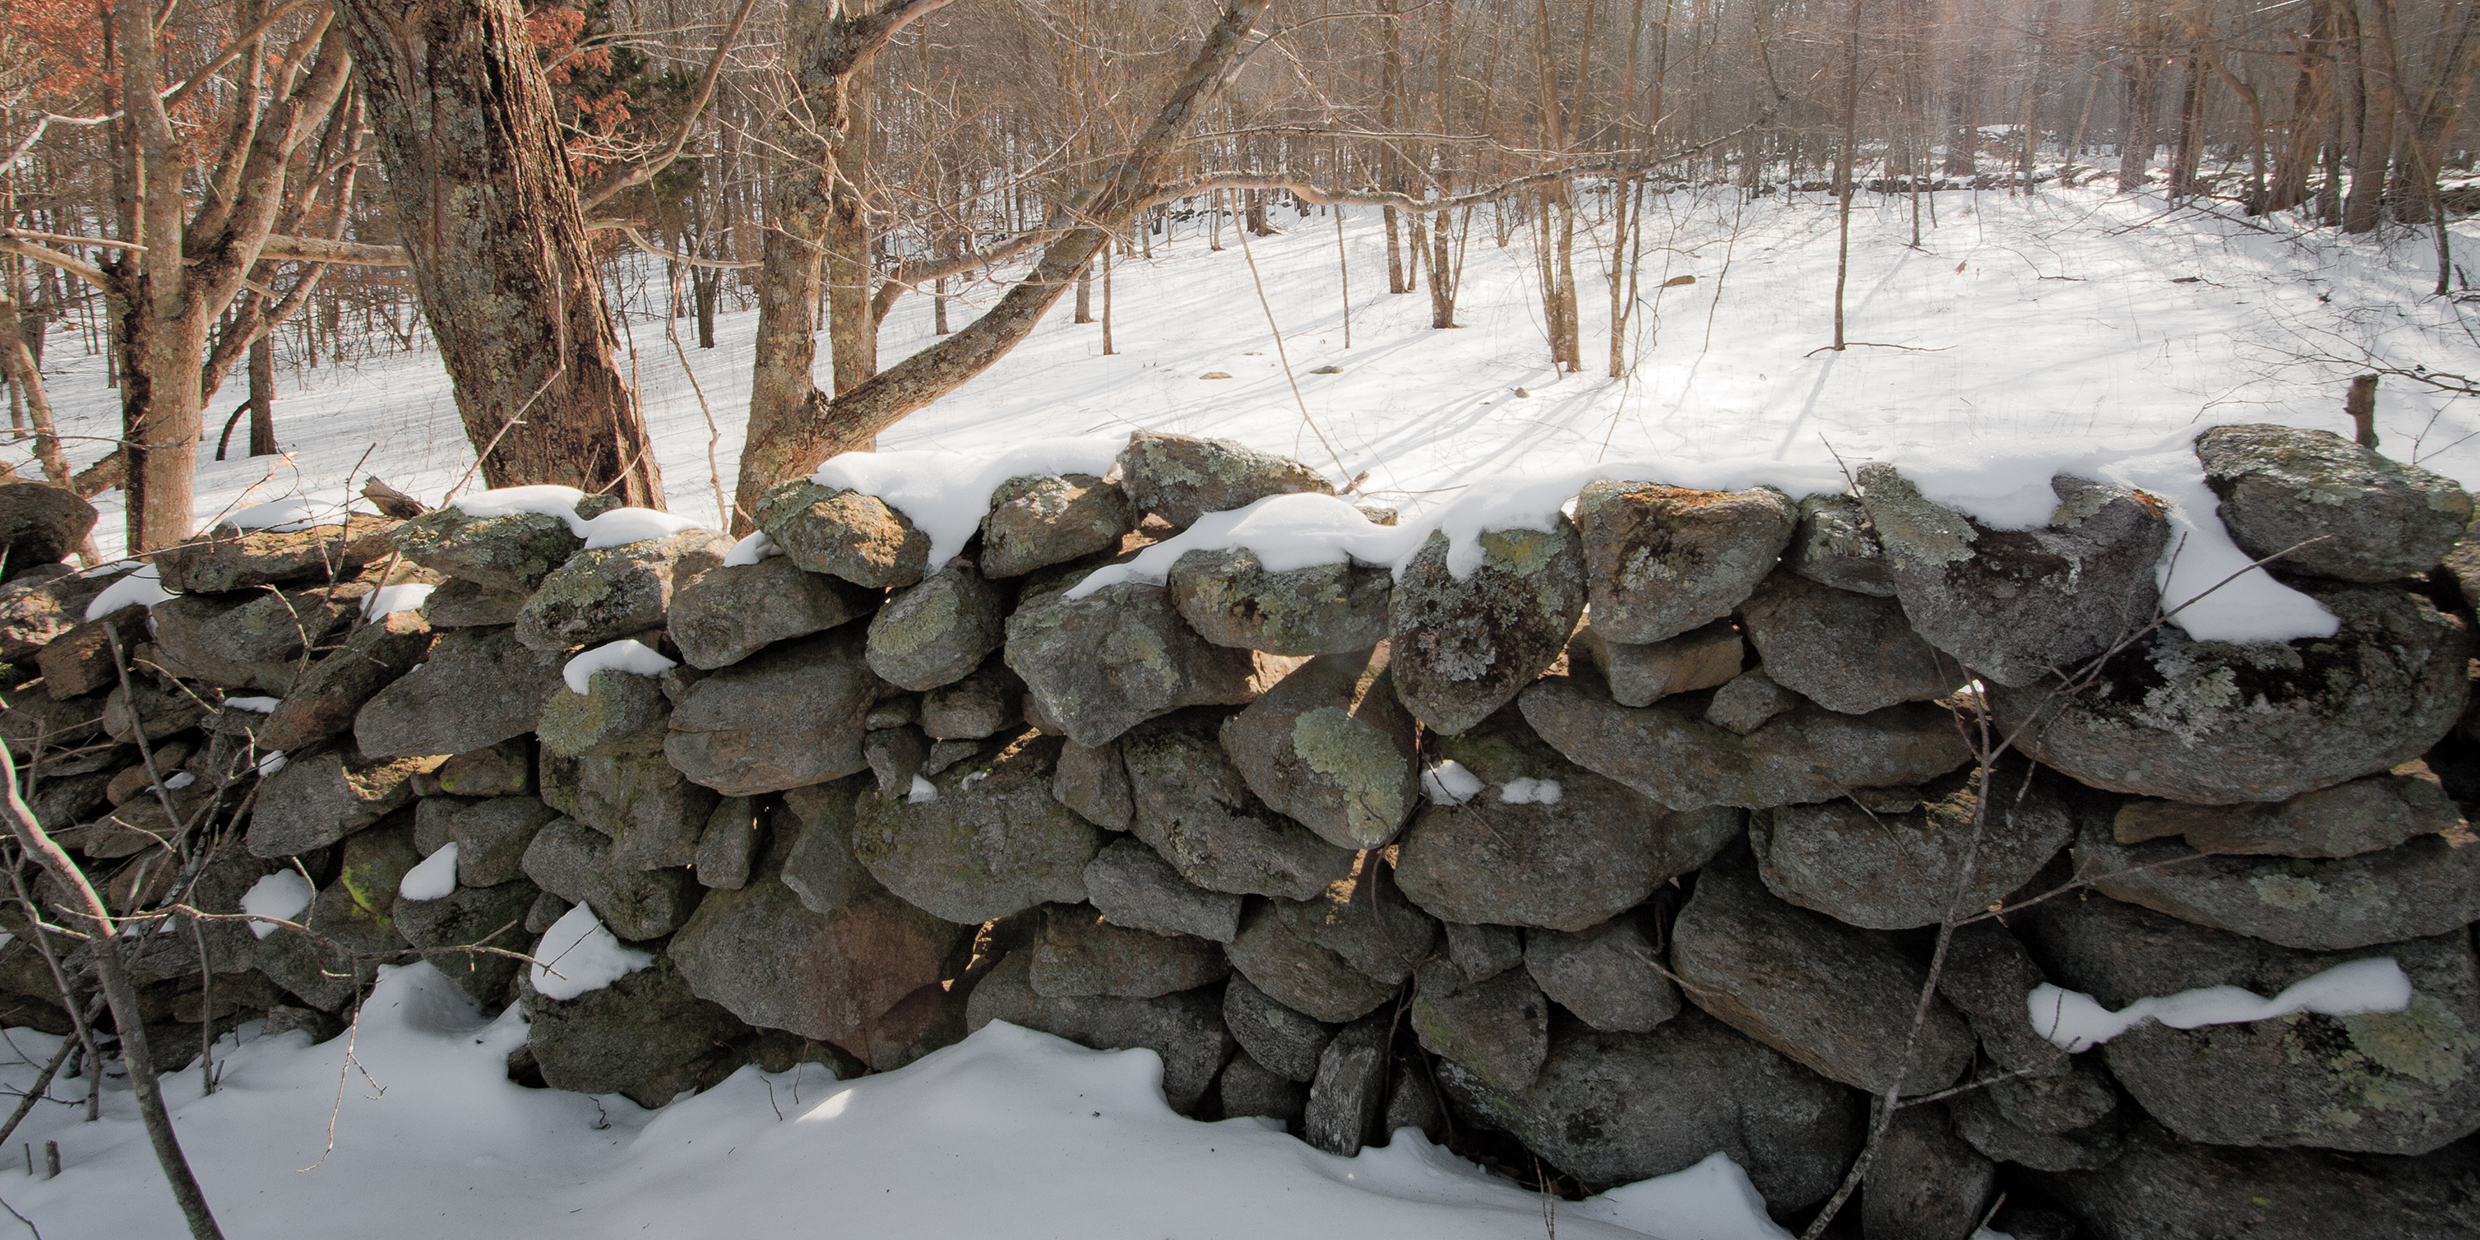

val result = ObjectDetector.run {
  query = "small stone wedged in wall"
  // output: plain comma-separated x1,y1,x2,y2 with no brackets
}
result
1218,1052,1306,1128
420,577,531,628
1219,645,1419,851
1050,736,1131,831
1301,1012,1390,1156
0,565,121,662
1115,431,1334,531
1388,522,1586,736
920,655,1024,740
1574,481,1797,646
752,480,932,589
444,796,559,887
1948,1067,2126,1173
2196,423,2473,583
1565,617,1741,708
1168,547,1391,656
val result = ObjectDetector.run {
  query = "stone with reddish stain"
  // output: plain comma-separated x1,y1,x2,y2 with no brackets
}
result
1575,482,1797,645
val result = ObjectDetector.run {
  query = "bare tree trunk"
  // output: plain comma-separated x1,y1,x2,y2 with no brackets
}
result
246,334,276,456
333,0,665,505
2119,17,2166,193
1833,0,1862,351
2341,0,2394,232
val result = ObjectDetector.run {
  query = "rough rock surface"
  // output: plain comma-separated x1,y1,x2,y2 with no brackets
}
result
666,555,872,671
979,473,1133,578
1860,467,2168,687
1409,960,1549,1091
246,749,440,857
849,732,1100,923
1302,1013,1390,1156
515,529,730,653
1437,1011,1864,1205
1949,1068,2125,1173
419,578,530,628
523,954,748,1108
1750,761,2078,930
1223,974,1337,1082
691,797,763,890
964,952,1232,1113
257,611,433,752
1168,548,1391,655
0,569,119,663
2079,819,2480,950
1275,857,1435,986
1936,921,2072,1078
144,593,262,687
664,627,880,795
36,607,148,699
392,498,612,593
866,561,1008,691
1027,906,1228,998
1116,432,1333,529
1081,838,1242,942
396,877,539,1005
446,796,561,888
2196,423,2473,582
1574,481,1797,644
556,747,719,871
355,627,566,758
1050,737,1131,830
2033,894,2480,1155
1737,570,1955,714
753,481,932,589
1671,861,1976,1094
253,822,420,1009
1525,915,1681,1033
2112,766,2465,857
1224,903,1397,1023
1566,618,1742,708
1004,581,1269,748
155,514,399,594
195,583,366,665
1219,646,1419,850
1444,922,1525,982
1862,1102,1997,1240
1520,674,1970,811
1395,713,1741,930
1217,1053,1307,1127
536,670,671,758
1786,492,1896,596
1703,669,1799,734
1992,580,2470,804
1121,710,1357,900
1388,523,1586,735
0,482,95,572
2030,1121,2480,1240
519,818,701,941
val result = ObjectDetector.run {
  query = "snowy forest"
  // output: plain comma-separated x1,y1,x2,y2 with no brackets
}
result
0,0,2477,1237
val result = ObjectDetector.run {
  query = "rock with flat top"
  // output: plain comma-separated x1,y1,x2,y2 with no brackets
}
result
667,555,873,671
1566,617,1742,707
1750,760,2078,930
2113,765,2464,858
1737,570,1954,714
1169,547,1391,656
664,627,880,795
515,528,729,653
156,514,399,594
247,749,442,857
1116,432,1332,529
867,561,1007,691
2197,423,2472,582
1028,905,1227,998
356,627,566,758
392,496,617,593
1786,492,1897,596
1575,481,1797,644
2077,818,2480,951
1081,838,1242,941
1525,915,1681,1033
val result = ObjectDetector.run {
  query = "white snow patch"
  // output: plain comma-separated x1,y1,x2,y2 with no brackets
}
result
83,563,170,619
2029,956,2413,1052
579,507,709,550
398,843,459,902
240,870,313,939
1498,778,1563,805
1067,492,1411,599
811,436,1126,565
1570,1151,1792,1239
530,905,653,1000
721,530,780,567
223,696,280,713
908,775,939,804
562,639,678,695
1421,761,1484,806
162,771,195,791
445,484,591,526
225,495,349,532
256,751,287,776
361,583,435,619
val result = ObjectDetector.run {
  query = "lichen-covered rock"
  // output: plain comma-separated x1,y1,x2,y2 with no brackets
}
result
514,528,730,653
2028,1120,2480,1240
2032,894,2480,1155
1169,548,1391,655
1051,737,1131,830
2077,818,2480,951
1525,915,1681,1033
257,611,433,752
1004,581,1270,748
536,669,671,757
1786,492,1896,596
194,582,368,665
849,731,1099,923
1750,761,2078,931
155,513,398,594
1991,580,2469,804
1672,860,1976,1095
1121,710,1356,900
753,480,931,589
0,481,95,573
979,473,1134,578
1860,467,2168,687
253,821,420,1009
1863,1102,1997,1240
247,749,442,857
1436,1011,1864,1205
920,657,1024,740
1219,645,1419,850
2196,423,2473,582
866,561,1007,691
435,738,533,797
522,952,749,1108
1388,522,1586,735
142,593,261,687
1409,959,1548,1091
1519,674,1970,811
1224,902,1397,1023
1028,905,1228,998
396,876,539,1006
1566,617,1742,708
1276,855,1436,986
562,747,720,872
392,496,615,592
519,817,700,941
964,952,1233,1114
2113,765,2464,858
1574,481,1797,644
0,567,120,662
419,577,531,628
1223,973,1337,1082
1115,431,1333,529
667,555,872,671
446,796,560,888
664,626,880,795
1395,712,1741,930
1737,570,1955,714
355,627,566,758
1081,837,1242,941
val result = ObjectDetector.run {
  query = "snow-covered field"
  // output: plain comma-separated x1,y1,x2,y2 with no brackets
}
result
12,184,2480,1238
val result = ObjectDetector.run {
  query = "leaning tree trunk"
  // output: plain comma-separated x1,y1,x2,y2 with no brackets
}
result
332,0,664,506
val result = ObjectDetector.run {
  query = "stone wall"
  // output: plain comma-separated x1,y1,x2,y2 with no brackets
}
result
3,424,2479,1238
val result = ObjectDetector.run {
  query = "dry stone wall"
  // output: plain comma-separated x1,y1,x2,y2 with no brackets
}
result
3,424,2480,1238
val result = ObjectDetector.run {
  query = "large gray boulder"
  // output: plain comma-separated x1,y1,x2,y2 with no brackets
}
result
752,480,932,589
1005,581,1271,748
1223,974,1337,1082
1574,481,1797,644
1750,761,2079,930
1863,1102,1997,1240
667,556,872,671
2030,1121,2480,1240
866,561,1007,691
522,953,749,1108
979,473,1133,579
1860,466,2168,687
2078,817,2480,950
1218,645,1420,851
355,627,566,758
1671,861,1976,1095
246,749,441,857
664,626,880,795
1736,570,1956,714
0,481,96,573
392,495,620,592
396,877,540,1006
2032,893,2480,1155
1169,548,1391,655
1388,522,1586,735
515,528,730,653
849,732,1100,923
964,952,1233,1114
2111,765,2465,858
1224,902,1396,1024
1120,710,1356,901
1519,674,1970,811
257,611,433,752
1115,431,1332,529
1081,838,1242,941
1394,711,1740,930
1027,905,1228,999
2196,423,2473,582
1436,1011,1864,1206
1991,580,2469,804
1524,914,1681,1033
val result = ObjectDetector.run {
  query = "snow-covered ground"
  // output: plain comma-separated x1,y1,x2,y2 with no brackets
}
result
12,184,2480,1237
